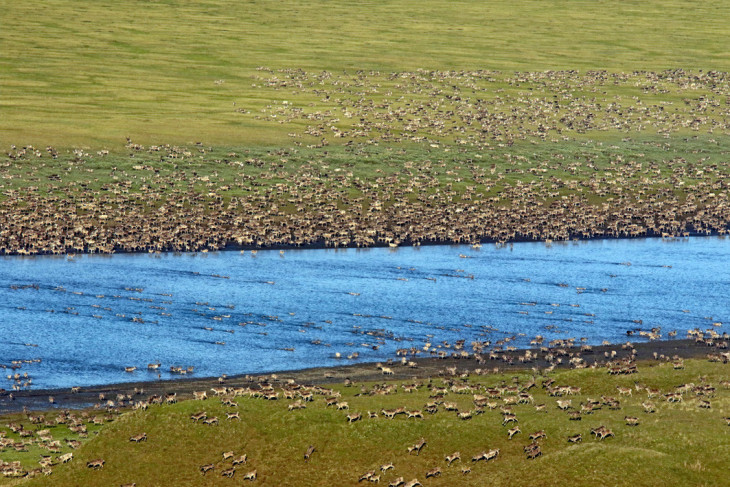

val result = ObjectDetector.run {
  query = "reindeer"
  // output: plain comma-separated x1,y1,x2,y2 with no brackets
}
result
200,464,214,474
530,430,547,440
389,478,404,487
625,416,639,426
57,453,73,463
556,399,572,410
568,433,582,443
408,438,427,455
304,445,316,461
425,467,441,478
203,416,218,425
406,410,423,419
193,391,208,400
381,409,397,419
232,454,247,466
347,412,362,423
445,451,460,466
221,467,236,478
359,470,376,482
222,451,235,461
508,426,521,439
87,459,105,469
403,480,422,487
526,447,542,459
191,411,207,422
242,469,257,481
227,411,240,421
336,401,349,410
129,432,147,443
502,413,518,425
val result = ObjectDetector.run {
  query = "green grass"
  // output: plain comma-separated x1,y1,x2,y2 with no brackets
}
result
3,0,730,147
2,359,728,486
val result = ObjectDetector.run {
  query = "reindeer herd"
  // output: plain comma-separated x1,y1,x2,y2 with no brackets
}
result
1,339,728,484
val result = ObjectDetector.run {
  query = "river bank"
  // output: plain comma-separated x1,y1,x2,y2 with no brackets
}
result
1,338,721,414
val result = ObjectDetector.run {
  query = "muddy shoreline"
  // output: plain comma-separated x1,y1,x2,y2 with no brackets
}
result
1,229,727,259
1,338,719,414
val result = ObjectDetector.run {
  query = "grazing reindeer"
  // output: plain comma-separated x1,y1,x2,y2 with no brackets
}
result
304,445,316,461
200,464,214,474
445,451,460,466
87,459,105,469
625,416,639,426
129,432,147,443
508,426,521,439
242,470,257,481
408,438,427,455
222,451,235,461
425,467,441,478
336,402,349,410
458,411,473,420
347,412,362,423
568,433,582,443
461,467,471,474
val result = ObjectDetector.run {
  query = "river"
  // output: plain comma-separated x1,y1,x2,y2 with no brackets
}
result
1,237,728,390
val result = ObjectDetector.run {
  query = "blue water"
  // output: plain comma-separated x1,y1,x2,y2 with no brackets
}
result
1,237,728,390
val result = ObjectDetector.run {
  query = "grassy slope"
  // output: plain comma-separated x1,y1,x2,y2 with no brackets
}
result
2,0,730,146
1,359,727,486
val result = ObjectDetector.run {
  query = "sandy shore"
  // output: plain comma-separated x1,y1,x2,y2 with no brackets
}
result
0,338,718,414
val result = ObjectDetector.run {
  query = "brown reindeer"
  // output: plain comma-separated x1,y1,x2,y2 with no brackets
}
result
87,459,105,469
129,432,147,443
425,467,441,478
445,451,460,466
408,438,427,455
242,469,257,481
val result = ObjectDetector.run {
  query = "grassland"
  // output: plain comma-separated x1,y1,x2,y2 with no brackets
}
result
2,357,728,486
3,0,730,146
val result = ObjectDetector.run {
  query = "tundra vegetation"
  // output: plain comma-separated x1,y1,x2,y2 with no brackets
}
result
2,1,730,485
0,358,728,486
2,2,730,253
